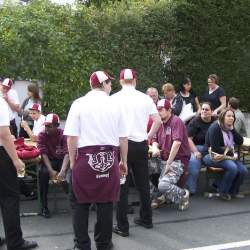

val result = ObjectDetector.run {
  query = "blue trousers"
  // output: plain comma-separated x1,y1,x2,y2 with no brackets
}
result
203,154,248,194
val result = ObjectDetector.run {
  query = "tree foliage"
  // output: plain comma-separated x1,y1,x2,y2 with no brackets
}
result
0,0,249,117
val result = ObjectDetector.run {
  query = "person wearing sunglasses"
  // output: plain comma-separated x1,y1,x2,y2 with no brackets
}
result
37,113,69,218
186,102,215,194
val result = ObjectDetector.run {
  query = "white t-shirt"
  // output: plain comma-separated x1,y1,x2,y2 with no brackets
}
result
0,97,10,146
64,90,128,148
33,114,45,136
111,85,158,142
7,89,20,120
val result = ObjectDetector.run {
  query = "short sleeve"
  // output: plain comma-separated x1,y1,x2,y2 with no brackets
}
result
64,100,81,136
0,99,10,126
8,90,20,105
172,118,185,142
117,104,129,138
187,118,198,137
217,87,226,98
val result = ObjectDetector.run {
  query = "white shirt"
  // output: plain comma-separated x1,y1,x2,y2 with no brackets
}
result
33,114,45,136
7,89,20,120
111,85,158,142
64,90,128,148
0,97,10,146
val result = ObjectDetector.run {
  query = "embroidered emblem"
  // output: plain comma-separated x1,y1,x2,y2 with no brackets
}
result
86,151,115,173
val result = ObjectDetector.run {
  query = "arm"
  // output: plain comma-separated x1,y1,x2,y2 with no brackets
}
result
213,96,226,115
0,126,25,173
21,121,37,142
195,96,201,114
172,95,183,116
148,113,161,140
3,95,21,113
58,154,70,180
167,140,181,165
42,154,57,178
188,137,202,159
231,128,243,145
208,124,224,154
119,137,128,176
67,136,78,169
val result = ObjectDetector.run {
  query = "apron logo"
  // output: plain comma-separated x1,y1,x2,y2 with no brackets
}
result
86,151,115,173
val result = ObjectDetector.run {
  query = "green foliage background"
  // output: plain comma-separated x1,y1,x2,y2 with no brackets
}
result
0,0,249,117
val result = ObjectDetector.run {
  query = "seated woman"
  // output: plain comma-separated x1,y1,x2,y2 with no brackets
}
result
203,108,248,200
186,102,215,194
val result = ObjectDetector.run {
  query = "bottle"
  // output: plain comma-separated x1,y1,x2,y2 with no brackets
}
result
120,175,126,185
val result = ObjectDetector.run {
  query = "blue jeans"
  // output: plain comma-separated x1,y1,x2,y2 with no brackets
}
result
203,154,248,194
186,145,207,194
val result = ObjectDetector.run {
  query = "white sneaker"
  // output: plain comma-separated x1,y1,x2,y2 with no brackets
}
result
178,189,190,211
151,195,166,209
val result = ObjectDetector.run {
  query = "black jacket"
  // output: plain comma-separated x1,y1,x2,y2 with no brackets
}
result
205,121,243,155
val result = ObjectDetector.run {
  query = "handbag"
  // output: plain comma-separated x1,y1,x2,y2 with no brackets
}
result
14,137,40,160
208,147,237,162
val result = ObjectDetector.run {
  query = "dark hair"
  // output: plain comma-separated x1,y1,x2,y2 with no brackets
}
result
201,101,213,111
27,83,40,101
228,97,240,110
218,108,235,126
208,74,219,84
179,77,193,94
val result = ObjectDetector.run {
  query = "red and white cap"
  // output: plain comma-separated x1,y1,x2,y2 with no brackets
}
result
29,103,41,112
89,71,114,88
157,99,171,110
120,69,137,80
1,78,13,88
44,113,60,125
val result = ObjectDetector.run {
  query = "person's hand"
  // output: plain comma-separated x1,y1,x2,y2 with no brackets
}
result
119,161,128,176
194,151,202,159
13,158,25,175
152,145,161,158
57,169,66,181
212,110,218,117
49,169,58,180
164,163,172,175
21,121,28,129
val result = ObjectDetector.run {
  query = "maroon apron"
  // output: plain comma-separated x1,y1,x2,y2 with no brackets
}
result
72,145,120,203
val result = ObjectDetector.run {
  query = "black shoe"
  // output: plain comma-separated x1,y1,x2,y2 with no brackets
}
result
112,225,129,237
134,218,153,229
41,207,51,218
16,240,38,250
0,237,5,246
66,247,81,250
220,193,231,201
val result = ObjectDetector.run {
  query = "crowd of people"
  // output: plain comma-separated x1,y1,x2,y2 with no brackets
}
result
0,71,249,250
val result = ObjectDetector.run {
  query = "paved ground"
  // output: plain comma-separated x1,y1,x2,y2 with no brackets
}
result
1,188,250,250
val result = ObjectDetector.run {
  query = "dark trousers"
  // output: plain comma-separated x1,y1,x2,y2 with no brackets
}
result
0,147,23,250
116,140,152,232
39,159,62,208
69,174,113,250
9,119,17,138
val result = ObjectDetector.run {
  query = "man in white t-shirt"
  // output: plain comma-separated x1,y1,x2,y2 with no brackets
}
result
64,70,128,250
112,69,161,237
20,103,45,141
0,94,38,250
0,78,20,137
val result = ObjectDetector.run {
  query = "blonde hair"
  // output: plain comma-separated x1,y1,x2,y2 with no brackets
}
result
162,83,175,93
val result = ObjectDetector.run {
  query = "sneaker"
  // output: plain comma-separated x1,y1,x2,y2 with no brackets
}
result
41,207,51,218
220,193,231,201
134,218,153,229
112,225,129,237
231,193,245,199
151,195,166,209
178,189,190,211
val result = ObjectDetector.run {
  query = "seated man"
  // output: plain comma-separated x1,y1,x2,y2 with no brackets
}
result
151,99,190,210
20,103,45,141
37,113,69,218
186,102,215,194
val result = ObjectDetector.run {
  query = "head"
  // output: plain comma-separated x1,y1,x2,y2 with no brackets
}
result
218,108,235,129
119,68,137,87
0,78,13,94
179,77,192,94
89,71,114,95
146,87,158,104
200,102,213,122
208,74,218,89
162,83,175,100
44,113,60,135
228,97,240,110
29,103,42,121
27,83,40,100
157,99,172,122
